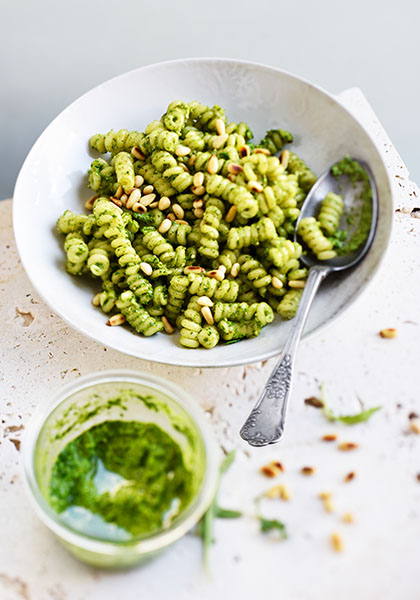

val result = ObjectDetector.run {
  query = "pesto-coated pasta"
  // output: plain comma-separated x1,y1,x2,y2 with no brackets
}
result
58,99,329,345
318,192,344,236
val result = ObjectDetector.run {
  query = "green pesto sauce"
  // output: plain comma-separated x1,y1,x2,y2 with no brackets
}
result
48,420,194,540
330,156,373,255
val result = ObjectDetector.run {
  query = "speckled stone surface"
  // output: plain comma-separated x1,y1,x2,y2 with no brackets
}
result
1,89,419,600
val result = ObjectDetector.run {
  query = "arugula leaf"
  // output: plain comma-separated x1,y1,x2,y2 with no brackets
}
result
259,517,288,538
214,506,242,519
320,384,381,425
219,450,236,474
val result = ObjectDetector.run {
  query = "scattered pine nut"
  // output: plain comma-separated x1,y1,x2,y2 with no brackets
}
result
271,276,283,289
344,471,356,483
207,155,219,174
85,194,98,210
338,442,359,452
141,193,156,206
106,313,125,327
247,180,264,193
162,316,175,334
240,145,250,157
127,188,141,209
416,473,420,483
140,262,153,277
172,204,184,219
379,328,397,338
342,513,354,524
254,147,271,156
131,146,145,160
115,186,123,199
192,185,206,196
189,155,197,167
265,484,290,501
193,172,204,187
212,133,229,149
134,175,144,188
132,202,147,213
322,433,337,442
319,491,331,501
158,219,172,234
206,269,224,282
330,532,344,553
280,150,290,169
92,292,101,307
158,196,171,211
410,419,420,434
215,118,226,136
305,396,324,408
149,202,159,209
167,213,176,221
175,145,191,157
409,412,419,420
230,262,240,278
261,461,284,478
289,280,306,289
218,265,226,275
193,199,203,209
184,266,204,274
201,306,214,325
227,163,243,174
301,466,315,476
110,196,123,208
120,194,128,205
197,296,214,307
323,498,334,513
142,184,154,194
225,205,237,223
194,208,204,218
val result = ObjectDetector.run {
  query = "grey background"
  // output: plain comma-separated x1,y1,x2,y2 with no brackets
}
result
1,0,418,200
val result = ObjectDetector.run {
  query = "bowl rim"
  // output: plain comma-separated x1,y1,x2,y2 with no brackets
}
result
12,57,394,368
21,369,220,556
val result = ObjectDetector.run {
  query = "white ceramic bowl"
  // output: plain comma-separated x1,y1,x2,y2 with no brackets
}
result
13,58,393,367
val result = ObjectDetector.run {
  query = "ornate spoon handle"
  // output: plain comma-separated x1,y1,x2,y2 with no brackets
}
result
240,265,330,447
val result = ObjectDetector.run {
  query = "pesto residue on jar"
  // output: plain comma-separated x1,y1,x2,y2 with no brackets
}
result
48,420,195,540
330,156,373,255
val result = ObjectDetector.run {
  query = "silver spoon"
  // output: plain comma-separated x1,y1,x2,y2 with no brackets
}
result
240,158,378,447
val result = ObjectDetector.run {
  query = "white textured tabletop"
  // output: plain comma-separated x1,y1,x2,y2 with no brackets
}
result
1,89,420,600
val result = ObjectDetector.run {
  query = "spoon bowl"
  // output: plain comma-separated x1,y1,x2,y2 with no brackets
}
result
240,158,378,447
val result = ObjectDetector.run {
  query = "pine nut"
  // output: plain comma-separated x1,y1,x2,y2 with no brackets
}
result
247,180,264,193
149,202,158,209
141,193,156,206
193,172,204,187
322,434,337,442
92,292,101,307
215,118,226,136
254,147,271,156
106,313,125,326
142,184,154,194
344,471,356,482
301,466,315,476
131,146,145,160
134,176,143,188
279,484,291,501
120,194,128,206
225,205,237,223
265,485,283,498
324,498,334,513
127,188,141,209
271,276,283,289
183,266,204,274
175,145,191,157
212,133,228,149
218,265,226,275
342,513,354,524
289,280,306,289
280,149,290,169
110,196,123,208
189,155,197,167
227,163,243,174
158,196,171,211
115,186,123,199
207,154,218,174
85,194,98,210
172,204,184,219
230,262,240,278
162,316,175,334
319,491,332,501
158,219,172,234
410,419,420,434
207,269,224,282
140,262,153,276
194,208,204,218
167,213,176,221
261,461,284,478
379,328,397,338
175,219,188,225
197,296,214,307
201,306,214,325
192,185,205,196
227,174,236,182
193,199,203,209
240,145,250,157
132,202,147,213
330,532,344,553
338,442,359,451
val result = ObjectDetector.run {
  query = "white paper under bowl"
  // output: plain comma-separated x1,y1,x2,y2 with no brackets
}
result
13,58,393,367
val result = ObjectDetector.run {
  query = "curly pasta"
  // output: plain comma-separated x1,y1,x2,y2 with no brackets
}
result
227,217,277,250
318,192,344,236
213,301,274,327
64,233,89,275
112,152,135,193
297,217,335,259
276,289,303,320
205,173,258,219
198,199,224,259
217,319,261,341
90,129,145,155
116,291,163,336
238,254,271,292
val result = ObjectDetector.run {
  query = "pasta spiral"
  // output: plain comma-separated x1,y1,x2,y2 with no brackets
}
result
213,301,274,327
112,152,135,193
137,163,177,197
57,210,89,234
139,126,179,155
217,319,261,341
227,217,277,250
258,129,293,154
64,233,89,275
263,237,302,268
179,296,202,349
116,291,163,336
166,275,190,323
198,198,224,259
100,281,117,313
237,255,271,292
297,217,335,258
188,101,226,131
188,274,239,302
89,129,145,154
286,152,317,193
142,228,175,263
88,159,116,194
87,240,111,278
162,100,189,133
277,289,303,320
318,192,344,236
205,173,258,219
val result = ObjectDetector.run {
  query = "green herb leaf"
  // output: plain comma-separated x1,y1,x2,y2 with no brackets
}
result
214,506,242,519
219,450,236,474
332,406,381,425
259,517,288,538
225,338,243,345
